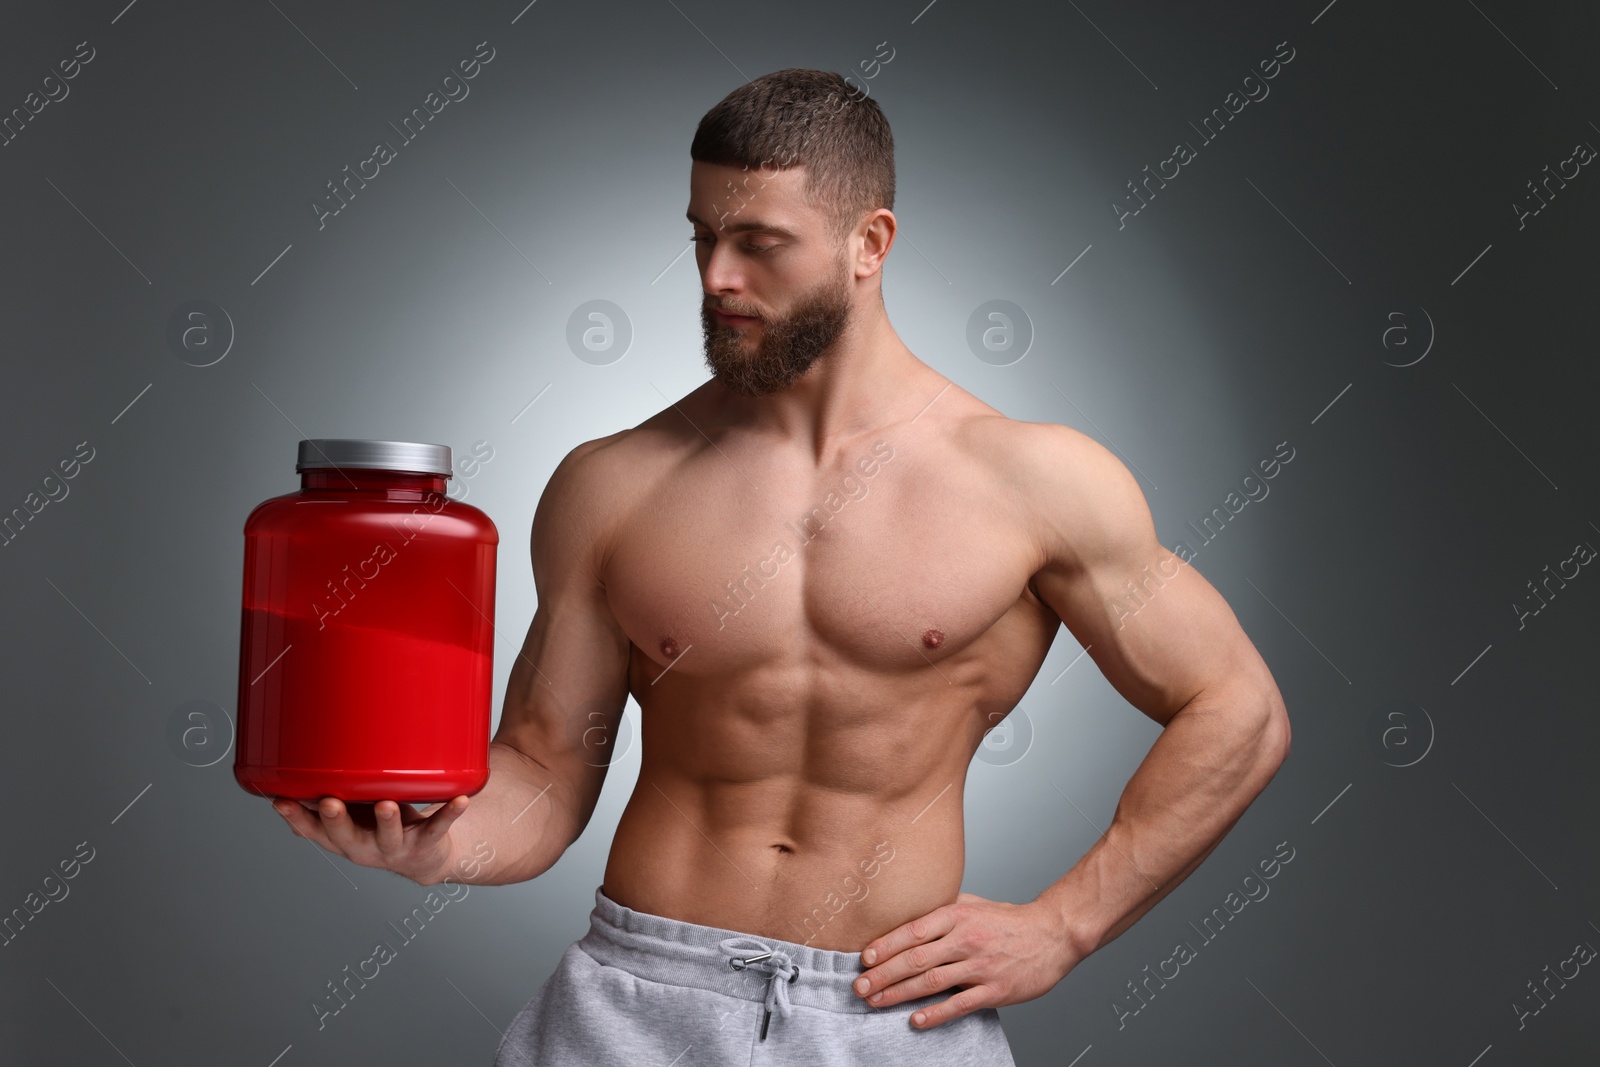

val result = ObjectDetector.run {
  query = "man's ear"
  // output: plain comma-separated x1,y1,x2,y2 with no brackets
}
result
855,209,896,277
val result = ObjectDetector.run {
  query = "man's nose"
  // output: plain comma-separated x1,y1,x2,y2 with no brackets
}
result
699,241,746,295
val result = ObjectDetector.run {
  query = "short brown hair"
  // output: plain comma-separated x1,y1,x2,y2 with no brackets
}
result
690,68,896,246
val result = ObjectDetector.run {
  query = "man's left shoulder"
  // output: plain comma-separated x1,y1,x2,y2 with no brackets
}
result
950,414,1121,490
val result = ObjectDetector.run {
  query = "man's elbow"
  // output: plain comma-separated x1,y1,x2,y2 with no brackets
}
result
1213,659,1289,787
1256,686,1291,777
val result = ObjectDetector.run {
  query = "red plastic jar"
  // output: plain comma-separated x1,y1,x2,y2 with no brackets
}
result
235,439,497,803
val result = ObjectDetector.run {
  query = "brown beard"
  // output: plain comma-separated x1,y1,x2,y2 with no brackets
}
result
701,255,853,397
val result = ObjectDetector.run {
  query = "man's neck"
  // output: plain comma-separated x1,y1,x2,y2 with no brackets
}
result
712,308,930,463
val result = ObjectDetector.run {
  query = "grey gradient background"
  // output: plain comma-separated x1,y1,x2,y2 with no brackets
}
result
2,0,1597,1064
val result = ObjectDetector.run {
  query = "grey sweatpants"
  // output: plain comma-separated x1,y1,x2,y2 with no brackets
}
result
491,886,1017,1066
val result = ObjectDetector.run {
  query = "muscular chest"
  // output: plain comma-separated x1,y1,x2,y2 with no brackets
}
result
603,443,1040,679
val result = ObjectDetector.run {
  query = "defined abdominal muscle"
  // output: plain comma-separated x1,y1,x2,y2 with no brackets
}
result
603,770,967,950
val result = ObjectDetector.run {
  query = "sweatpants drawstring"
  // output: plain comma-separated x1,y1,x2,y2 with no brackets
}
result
720,937,800,1040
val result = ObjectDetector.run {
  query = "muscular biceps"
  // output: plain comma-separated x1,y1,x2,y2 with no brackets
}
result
1024,425,1279,729
493,437,634,854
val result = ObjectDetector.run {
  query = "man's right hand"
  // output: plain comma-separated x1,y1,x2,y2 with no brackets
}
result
271,795,471,886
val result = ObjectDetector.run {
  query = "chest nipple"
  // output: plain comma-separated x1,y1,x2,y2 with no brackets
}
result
921,627,944,649
659,636,680,659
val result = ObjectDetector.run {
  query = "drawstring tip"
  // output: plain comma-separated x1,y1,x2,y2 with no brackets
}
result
760,1007,772,1041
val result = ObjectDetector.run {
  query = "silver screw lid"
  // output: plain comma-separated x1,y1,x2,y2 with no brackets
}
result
295,439,453,477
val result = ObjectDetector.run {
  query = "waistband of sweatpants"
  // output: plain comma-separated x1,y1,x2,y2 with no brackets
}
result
579,885,889,1014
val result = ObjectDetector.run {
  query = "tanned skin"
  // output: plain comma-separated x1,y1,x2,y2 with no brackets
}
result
273,158,1290,1030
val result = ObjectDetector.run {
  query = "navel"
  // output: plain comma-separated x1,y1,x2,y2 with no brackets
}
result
921,627,944,649
659,636,680,659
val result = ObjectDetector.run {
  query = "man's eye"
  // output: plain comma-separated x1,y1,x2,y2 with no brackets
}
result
690,234,776,254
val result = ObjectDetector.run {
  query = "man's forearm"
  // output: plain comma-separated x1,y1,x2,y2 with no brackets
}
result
423,740,586,886
1035,680,1290,960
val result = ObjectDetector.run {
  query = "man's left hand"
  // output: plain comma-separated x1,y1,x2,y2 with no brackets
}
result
852,892,1081,1028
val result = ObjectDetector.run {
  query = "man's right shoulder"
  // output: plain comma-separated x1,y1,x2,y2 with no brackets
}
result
556,427,633,475
536,382,717,558
539,428,636,523
533,422,682,565
546,419,681,499
548,384,712,502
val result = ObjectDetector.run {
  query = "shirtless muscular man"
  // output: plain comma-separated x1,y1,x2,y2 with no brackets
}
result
272,67,1290,1066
